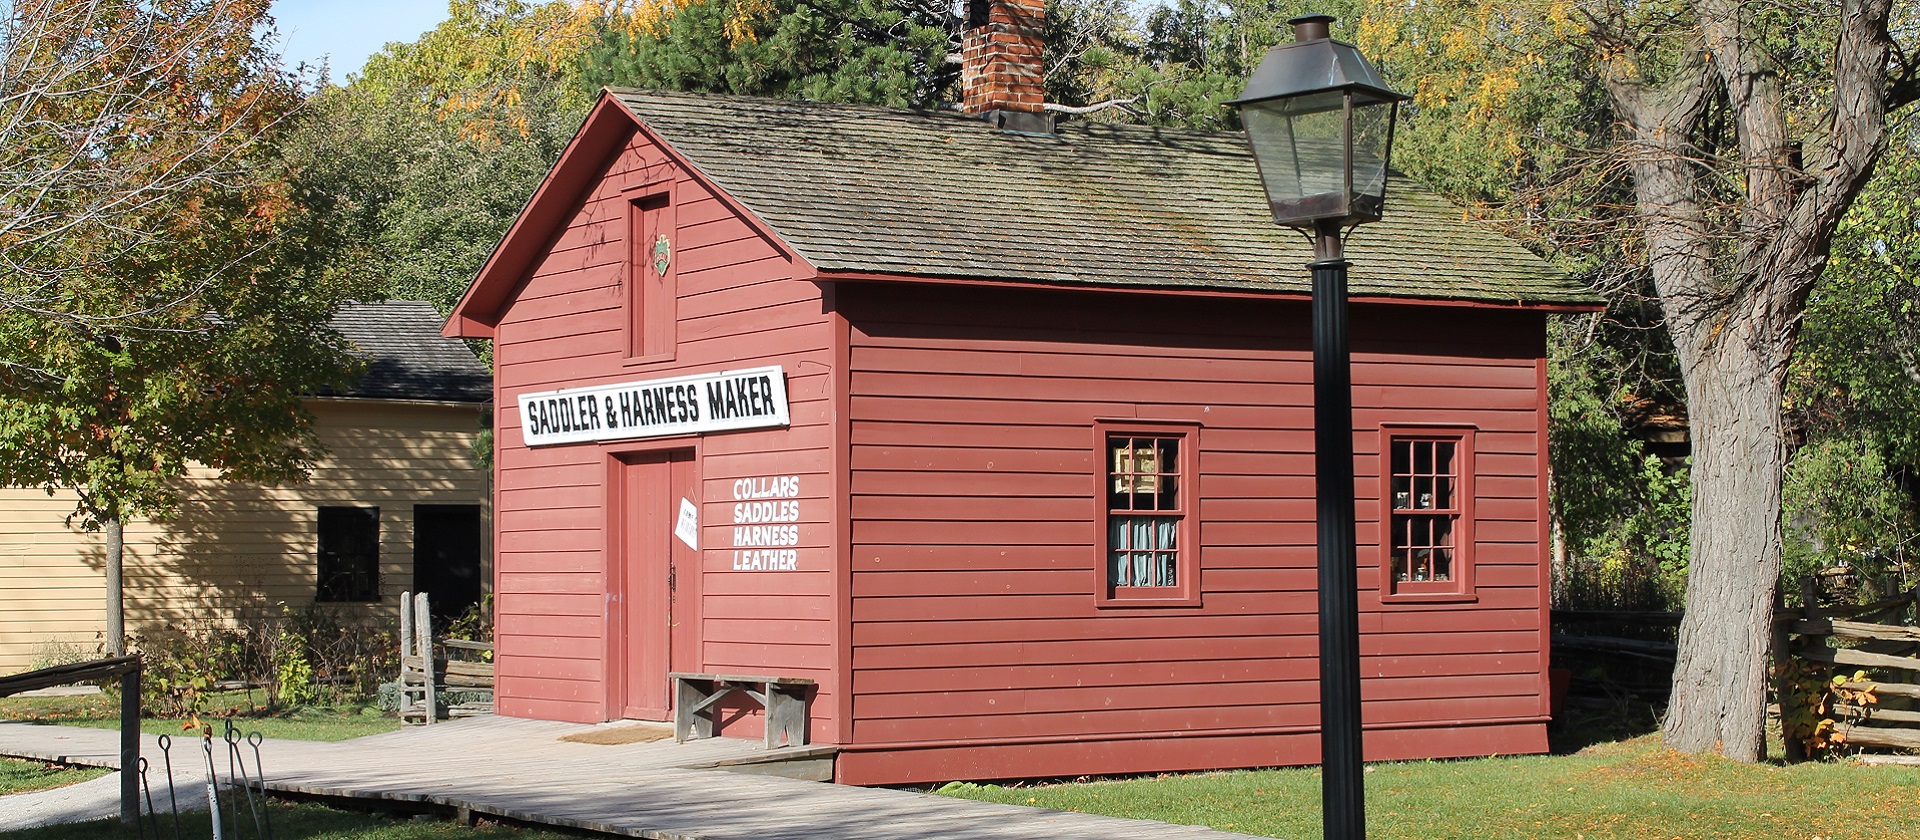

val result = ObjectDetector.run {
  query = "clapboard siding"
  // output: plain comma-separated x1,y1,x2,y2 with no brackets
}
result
0,400,489,674
841,281,1547,780
486,127,838,736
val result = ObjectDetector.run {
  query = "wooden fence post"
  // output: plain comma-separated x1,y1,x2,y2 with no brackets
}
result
416,592,435,725
1773,580,1804,763
120,664,140,828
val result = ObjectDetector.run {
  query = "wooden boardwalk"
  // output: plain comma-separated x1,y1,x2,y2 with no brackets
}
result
0,718,1276,839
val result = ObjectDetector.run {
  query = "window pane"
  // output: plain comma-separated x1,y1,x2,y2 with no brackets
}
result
317,506,379,602
1108,514,1179,588
1111,435,1183,513
1434,441,1456,475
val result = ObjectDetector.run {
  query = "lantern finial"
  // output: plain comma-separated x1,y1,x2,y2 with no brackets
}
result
1288,14,1333,42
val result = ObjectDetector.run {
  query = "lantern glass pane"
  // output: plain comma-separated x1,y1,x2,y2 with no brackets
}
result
1242,90,1347,222
1350,97,1396,215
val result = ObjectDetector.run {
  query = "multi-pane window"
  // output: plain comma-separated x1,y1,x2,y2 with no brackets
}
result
1381,428,1474,598
317,506,380,602
1109,435,1181,587
1098,423,1200,605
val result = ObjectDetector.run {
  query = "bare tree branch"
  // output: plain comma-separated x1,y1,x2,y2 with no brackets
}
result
1042,96,1140,114
0,0,299,325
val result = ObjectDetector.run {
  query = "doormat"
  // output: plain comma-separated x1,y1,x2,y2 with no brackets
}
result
559,724,675,745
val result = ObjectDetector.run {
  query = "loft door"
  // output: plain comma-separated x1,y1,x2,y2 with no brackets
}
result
614,449,698,720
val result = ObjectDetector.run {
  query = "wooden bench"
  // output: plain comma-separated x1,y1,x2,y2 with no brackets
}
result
668,672,813,749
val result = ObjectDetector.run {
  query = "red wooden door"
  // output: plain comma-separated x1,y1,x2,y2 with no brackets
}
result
615,450,699,720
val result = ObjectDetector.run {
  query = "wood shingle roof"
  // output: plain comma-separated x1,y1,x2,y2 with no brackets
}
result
330,301,489,403
609,89,1595,305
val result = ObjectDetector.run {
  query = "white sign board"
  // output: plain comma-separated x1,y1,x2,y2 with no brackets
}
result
673,497,699,550
517,366,790,447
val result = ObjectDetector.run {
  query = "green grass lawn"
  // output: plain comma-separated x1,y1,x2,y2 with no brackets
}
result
0,802,578,839
0,691,400,742
0,758,109,796
938,735,1920,839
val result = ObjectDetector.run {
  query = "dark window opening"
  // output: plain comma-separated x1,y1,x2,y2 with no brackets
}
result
317,506,379,602
414,504,483,628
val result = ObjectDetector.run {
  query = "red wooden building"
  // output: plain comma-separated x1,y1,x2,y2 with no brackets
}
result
445,2,1596,785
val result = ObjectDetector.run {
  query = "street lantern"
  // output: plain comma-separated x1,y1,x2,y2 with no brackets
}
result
1229,14,1410,840
1230,14,1407,234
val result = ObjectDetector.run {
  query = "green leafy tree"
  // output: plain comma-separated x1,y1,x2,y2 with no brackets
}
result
1043,0,1362,129
1549,315,1692,609
576,0,956,107
0,0,375,653
1780,115,1920,602
1782,437,1917,602
287,0,590,313
1789,118,1920,461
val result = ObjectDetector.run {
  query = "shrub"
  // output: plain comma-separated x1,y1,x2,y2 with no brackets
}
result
276,603,397,705
126,603,399,715
442,593,493,646
129,623,248,718
1784,436,1919,607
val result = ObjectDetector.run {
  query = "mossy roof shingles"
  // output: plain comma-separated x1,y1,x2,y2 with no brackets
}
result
611,89,1595,306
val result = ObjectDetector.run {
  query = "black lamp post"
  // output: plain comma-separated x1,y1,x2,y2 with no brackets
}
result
1228,14,1407,840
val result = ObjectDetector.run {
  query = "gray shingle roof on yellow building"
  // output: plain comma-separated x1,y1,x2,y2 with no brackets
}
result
330,301,489,403
610,89,1595,306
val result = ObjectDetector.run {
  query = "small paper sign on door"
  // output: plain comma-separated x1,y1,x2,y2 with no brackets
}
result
673,497,699,550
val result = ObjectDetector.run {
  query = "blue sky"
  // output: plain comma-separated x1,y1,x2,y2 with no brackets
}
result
271,0,451,79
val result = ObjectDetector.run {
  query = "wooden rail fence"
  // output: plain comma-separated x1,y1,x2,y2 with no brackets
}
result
1554,581,1918,763
398,592,494,725
0,655,142,825
1779,579,1920,762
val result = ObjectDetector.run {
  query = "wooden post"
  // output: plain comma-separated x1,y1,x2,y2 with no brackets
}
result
1772,581,1804,763
400,590,415,724
120,665,140,828
400,589,413,681
416,592,436,724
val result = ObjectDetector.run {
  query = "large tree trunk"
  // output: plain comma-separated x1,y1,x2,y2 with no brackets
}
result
104,515,124,656
1663,313,1789,759
1584,0,1907,760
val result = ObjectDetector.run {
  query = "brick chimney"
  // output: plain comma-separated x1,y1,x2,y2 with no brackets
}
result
961,0,1052,133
